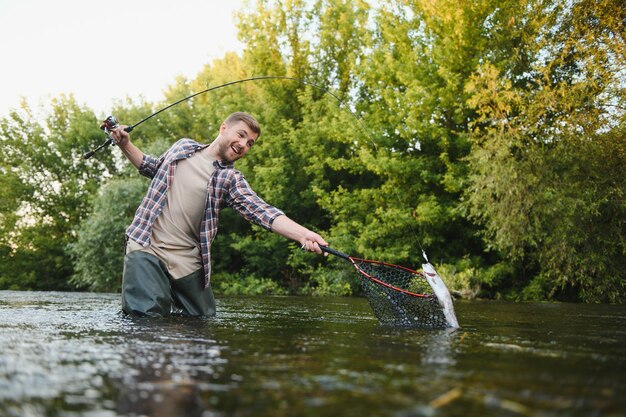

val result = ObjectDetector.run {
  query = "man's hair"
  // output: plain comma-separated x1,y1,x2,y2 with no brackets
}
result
224,112,261,137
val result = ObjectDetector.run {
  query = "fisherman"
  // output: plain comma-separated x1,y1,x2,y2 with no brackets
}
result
109,112,328,317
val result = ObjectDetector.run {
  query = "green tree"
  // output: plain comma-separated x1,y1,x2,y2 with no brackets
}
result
0,97,119,289
67,177,148,291
464,0,626,301
320,0,496,269
218,0,372,293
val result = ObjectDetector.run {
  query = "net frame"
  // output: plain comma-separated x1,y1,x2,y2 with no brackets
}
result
348,257,431,298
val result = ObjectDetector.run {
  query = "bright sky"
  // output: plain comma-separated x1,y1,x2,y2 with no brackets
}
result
0,0,246,118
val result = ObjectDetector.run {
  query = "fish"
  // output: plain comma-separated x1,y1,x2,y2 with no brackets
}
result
421,252,460,328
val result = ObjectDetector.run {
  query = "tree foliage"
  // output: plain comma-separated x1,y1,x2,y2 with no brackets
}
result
464,0,626,301
0,97,119,289
0,0,624,302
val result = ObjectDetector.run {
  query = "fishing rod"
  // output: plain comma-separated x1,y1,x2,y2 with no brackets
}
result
83,75,363,159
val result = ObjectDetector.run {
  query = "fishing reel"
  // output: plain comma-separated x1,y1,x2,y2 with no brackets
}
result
100,115,119,134
84,115,132,159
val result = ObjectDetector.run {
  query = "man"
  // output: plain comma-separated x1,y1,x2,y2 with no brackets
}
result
109,112,328,317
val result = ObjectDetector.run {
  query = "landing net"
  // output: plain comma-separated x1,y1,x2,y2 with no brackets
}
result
354,260,448,328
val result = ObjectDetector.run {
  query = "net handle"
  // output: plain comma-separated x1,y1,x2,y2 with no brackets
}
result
320,245,432,299
320,246,351,260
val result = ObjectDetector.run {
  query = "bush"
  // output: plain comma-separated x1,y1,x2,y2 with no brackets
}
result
212,273,289,296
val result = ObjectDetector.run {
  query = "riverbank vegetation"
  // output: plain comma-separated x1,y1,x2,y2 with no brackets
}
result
1,0,624,302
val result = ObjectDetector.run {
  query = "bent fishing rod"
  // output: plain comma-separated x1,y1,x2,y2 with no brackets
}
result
84,74,430,257
84,75,360,159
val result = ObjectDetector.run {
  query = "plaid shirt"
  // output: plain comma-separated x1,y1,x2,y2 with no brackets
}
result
126,138,284,287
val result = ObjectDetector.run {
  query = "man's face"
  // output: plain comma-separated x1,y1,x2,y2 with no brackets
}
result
216,120,259,163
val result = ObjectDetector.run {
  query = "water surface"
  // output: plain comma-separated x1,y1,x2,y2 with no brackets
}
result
0,291,624,416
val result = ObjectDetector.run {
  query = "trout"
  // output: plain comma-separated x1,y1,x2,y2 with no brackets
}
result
422,257,460,328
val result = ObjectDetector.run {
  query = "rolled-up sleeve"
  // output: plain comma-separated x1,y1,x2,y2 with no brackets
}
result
138,154,161,179
226,172,284,231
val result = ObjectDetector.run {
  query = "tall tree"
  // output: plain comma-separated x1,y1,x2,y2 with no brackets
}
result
224,0,372,292
0,97,119,289
464,0,626,301
323,0,496,267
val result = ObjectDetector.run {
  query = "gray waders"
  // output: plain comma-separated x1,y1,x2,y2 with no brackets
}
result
121,251,216,317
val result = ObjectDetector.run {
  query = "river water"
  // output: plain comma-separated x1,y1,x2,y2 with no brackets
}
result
0,290,624,417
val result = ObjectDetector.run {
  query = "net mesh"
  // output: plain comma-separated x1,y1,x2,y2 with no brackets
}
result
354,260,449,328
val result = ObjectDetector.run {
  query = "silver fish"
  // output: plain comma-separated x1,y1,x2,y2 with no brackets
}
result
422,252,460,328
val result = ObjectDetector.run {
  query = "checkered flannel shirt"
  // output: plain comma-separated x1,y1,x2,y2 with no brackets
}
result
126,138,284,287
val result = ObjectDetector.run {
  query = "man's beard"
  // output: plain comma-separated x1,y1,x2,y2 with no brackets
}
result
217,141,236,163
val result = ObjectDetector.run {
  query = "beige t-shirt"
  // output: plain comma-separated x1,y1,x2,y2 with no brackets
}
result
128,147,215,279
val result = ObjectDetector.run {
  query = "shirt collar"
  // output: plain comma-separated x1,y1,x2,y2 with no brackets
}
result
196,143,234,169
214,159,234,169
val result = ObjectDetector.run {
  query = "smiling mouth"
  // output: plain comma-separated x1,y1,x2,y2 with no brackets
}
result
231,145,240,155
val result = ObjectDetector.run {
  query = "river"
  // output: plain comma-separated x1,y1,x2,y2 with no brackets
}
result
0,290,624,416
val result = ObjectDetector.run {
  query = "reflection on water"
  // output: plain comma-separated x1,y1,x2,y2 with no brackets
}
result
0,291,625,417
